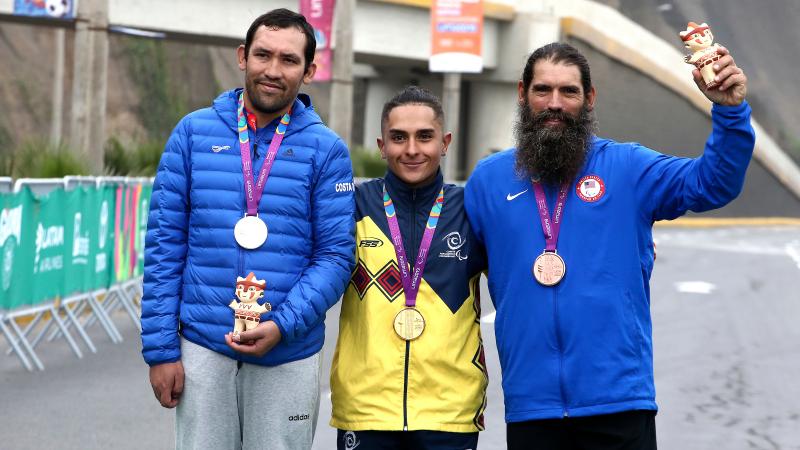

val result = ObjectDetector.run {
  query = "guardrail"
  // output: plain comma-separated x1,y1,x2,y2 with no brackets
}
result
0,176,152,371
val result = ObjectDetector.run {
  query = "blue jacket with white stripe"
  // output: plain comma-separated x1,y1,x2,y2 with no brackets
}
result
141,88,355,367
465,102,755,422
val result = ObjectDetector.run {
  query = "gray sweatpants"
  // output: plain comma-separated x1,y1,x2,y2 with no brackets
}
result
176,338,322,450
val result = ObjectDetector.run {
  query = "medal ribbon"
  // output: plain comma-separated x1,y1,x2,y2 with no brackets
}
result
238,91,292,216
383,185,444,308
532,182,569,252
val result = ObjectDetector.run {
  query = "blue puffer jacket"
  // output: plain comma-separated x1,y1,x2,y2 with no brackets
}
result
141,88,355,367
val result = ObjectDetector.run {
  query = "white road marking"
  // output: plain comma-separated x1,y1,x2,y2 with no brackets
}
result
786,240,800,271
675,281,717,294
481,311,496,324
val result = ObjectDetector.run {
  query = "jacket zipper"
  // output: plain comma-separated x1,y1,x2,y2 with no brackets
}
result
402,187,419,431
234,138,257,362
545,186,568,417
554,287,568,417
403,340,411,431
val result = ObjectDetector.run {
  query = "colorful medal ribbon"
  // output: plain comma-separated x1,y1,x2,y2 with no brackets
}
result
532,181,569,252
383,185,444,308
238,91,292,216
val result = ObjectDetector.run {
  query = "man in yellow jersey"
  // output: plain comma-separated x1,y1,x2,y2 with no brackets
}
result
330,86,488,449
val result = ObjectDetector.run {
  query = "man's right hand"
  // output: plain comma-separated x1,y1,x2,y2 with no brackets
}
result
149,361,185,408
693,45,747,106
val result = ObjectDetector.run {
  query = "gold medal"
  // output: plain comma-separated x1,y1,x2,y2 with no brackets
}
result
533,252,566,286
393,307,425,341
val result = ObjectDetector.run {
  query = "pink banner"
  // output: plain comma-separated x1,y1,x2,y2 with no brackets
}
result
300,0,336,81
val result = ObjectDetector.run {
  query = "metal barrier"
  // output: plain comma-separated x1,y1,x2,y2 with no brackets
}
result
1,176,150,371
0,177,12,193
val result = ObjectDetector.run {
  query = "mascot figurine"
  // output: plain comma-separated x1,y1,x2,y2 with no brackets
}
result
228,272,271,336
680,21,722,89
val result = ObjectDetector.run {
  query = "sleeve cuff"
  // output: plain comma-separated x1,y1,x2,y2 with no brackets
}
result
712,100,750,116
269,312,293,344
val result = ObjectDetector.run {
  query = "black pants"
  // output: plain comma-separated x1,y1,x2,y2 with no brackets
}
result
337,429,479,450
507,410,657,450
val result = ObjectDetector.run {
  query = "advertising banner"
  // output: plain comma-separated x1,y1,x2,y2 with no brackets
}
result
300,0,336,81
93,186,116,289
430,0,484,73
137,185,152,275
0,183,151,310
1,189,34,309
31,189,69,303
13,0,75,19
62,186,116,296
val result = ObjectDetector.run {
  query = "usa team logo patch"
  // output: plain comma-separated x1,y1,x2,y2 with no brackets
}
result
576,175,605,202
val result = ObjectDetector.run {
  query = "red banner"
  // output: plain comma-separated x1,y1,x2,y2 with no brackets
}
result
300,0,336,81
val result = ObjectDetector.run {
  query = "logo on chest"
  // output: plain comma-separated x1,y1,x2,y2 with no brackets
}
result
439,231,468,260
576,175,606,202
359,237,384,248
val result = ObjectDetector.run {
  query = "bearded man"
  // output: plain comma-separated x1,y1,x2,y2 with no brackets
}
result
464,42,754,449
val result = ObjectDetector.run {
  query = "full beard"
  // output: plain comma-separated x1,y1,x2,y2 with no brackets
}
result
513,101,595,186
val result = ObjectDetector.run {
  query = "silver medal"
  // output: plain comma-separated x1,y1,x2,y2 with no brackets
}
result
234,215,268,249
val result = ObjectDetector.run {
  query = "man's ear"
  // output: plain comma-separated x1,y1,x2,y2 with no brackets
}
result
585,86,597,112
377,137,386,159
237,45,247,71
302,62,318,84
441,132,453,156
517,80,526,106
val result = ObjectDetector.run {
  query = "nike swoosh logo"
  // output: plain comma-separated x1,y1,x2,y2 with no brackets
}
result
506,190,528,201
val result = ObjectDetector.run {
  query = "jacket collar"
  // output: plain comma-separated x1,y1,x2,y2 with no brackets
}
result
213,88,317,134
384,169,444,207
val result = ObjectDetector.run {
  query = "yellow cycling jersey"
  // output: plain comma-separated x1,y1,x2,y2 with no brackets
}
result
330,175,488,432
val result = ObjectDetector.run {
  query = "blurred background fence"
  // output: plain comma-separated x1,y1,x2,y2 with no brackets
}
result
0,176,151,371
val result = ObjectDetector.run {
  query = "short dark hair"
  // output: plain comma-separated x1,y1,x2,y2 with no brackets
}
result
381,86,445,132
244,9,316,73
521,42,592,97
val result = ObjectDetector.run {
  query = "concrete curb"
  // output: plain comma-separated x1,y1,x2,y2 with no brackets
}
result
655,217,800,227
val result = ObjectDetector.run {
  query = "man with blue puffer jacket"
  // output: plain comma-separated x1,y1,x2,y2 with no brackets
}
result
465,42,754,449
141,9,355,450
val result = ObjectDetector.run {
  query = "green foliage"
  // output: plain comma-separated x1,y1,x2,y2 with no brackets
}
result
104,137,164,177
350,146,385,178
0,123,12,151
0,139,89,178
122,37,188,140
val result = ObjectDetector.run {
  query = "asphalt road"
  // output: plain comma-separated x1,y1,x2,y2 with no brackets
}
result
2,226,799,450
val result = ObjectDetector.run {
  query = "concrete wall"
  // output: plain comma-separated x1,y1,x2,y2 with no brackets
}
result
108,0,295,39
464,80,517,169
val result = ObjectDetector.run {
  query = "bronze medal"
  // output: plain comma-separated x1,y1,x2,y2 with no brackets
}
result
533,252,566,286
393,307,425,341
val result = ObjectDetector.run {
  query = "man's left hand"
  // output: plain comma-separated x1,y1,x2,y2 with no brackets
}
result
694,46,747,106
225,320,282,357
